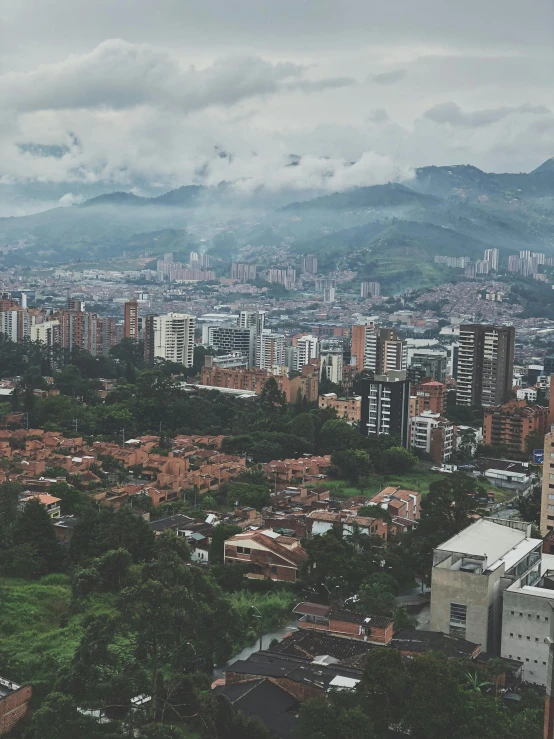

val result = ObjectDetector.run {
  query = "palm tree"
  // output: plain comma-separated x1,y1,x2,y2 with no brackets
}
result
465,671,492,693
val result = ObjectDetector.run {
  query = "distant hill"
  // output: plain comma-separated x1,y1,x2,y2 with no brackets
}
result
2,159,554,288
282,183,439,211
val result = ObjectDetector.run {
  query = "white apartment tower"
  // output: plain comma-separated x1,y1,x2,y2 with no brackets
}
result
484,248,499,272
295,335,319,371
257,332,285,370
153,313,195,367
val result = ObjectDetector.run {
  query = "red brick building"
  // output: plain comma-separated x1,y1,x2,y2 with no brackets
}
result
0,678,32,737
483,399,549,453
413,379,446,415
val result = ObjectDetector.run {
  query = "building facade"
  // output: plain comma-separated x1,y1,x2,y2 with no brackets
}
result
483,399,548,454
456,324,515,407
153,313,195,367
360,371,410,447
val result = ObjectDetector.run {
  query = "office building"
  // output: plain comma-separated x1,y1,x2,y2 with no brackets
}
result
430,518,540,654
456,324,515,407
360,370,410,447
143,314,158,367
409,411,455,464
301,255,318,274
202,324,256,366
483,399,548,454
231,263,257,282
124,300,139,340
484,248,499,272
153,313,195,367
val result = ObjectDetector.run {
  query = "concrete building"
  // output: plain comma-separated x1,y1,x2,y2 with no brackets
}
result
153,313,195,367
224,529,307,582
541,429,554,536
430,518,540,654
501,554,554,685
231,263,257,282
408,351,447,384
409,411,455,464
483,399,549,454
360,281,380,298
301,255,318,274
360,370,410,447
0,677,32,737
456,324,515,407
323,286,336,303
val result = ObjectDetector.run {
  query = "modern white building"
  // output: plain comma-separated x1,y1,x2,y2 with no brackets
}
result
501,554,554,685
153,313,195,367
409,411,455,463
320,351,344,384
484,248,499,272
31,320,60,347
202,324,256,366
296,335,319,371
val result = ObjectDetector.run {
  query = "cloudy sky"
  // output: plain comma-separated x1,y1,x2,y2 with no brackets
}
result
1,0,553,212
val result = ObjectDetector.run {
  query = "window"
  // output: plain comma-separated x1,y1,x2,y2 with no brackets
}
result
450,603,467,623
518,635,522,639
510,611,515,615
527,636,531,640
549,494,554,500
270,566,277,574
510,633,513,637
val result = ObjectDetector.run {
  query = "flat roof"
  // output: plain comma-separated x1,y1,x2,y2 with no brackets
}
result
436,519,529,570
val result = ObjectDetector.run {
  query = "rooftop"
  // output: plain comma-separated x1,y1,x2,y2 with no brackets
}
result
436,519,533,571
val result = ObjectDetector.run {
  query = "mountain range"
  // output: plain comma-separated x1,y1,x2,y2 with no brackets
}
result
1,160,553,290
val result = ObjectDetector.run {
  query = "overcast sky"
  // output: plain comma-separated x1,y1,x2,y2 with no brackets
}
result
1,0,553,210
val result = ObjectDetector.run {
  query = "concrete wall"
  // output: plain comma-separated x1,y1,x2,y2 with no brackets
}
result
501,589,554,685
430,560,505,653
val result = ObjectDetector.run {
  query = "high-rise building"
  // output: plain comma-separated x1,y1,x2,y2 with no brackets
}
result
323,286,335,303
256,332,286,370
143,314,159,367
202,324,256,366
66,298,85,312
320,351,344,384
301,255,318,274
295,335,319,371
360,281,381,298
153,313,195,367
408,351,447,384
542,428,554,536
413,379,447,415
231,263,257,282
508,255,520,273
31,320,60,348
484,248,499,271
268,268,296,289
456,324,515,407
409,412,455,464
351,324,374,370
239,310,266,335
360,370,410,447
362,328,407,374
475,259,490,275
124,300,139,340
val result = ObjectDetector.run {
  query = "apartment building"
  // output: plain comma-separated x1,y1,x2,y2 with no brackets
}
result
202,324,256,366
541,429,554,536
360,370,410,447
409,411,455,464
224,529,307,582
124,300,139,340
231,263,257,282
301,255,318,274
153,313,195,367
456,324,515,407
413,379,446,415
483,399,548,454
256,332,286,369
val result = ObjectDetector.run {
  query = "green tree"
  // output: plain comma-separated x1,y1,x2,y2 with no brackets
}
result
11,498,62,575
358,648,408,736
320,419,360,454
24,692,107,739
227,482,270,510
378,446,417,474
209,524,242,563
331,449,373,485
259,377,286,413
295,697,376,739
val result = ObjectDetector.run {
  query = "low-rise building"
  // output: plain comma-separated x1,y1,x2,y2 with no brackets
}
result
224,529,307,582
306,510,388,540
0,677,32,737
19,492,61,518
293,602,394,645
